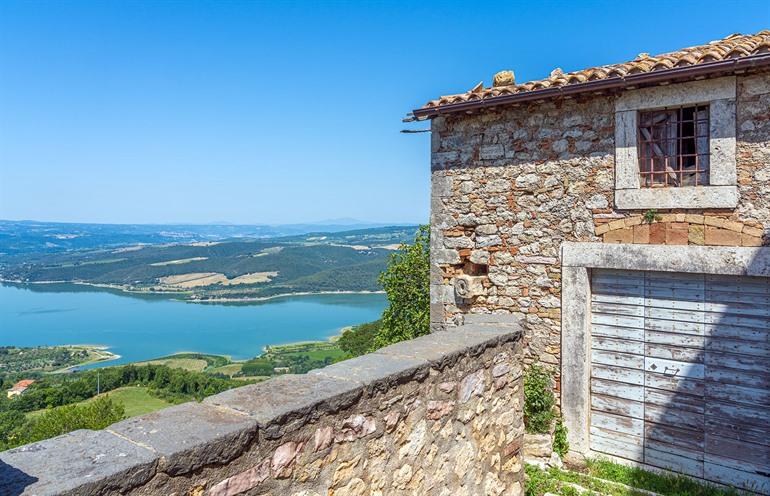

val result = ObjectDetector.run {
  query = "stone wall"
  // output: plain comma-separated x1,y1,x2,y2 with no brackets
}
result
0,322,524,496
429,72,770,380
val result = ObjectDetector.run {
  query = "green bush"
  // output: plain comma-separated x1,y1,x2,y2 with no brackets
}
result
552,419,569,458
373,225,430,348
524,364,555,434
338,320,382,357
3,397,125,450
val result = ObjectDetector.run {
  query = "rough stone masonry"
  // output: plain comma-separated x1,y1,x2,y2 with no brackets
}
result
0,322,524,496
429,73,770,385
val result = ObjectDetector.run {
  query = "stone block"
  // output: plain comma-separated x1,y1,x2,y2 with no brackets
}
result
607,219,625,231
431,174,453,197
469,249,489,264
109,402,257,476
685,214,705,224
0,429,157,496
624,216,642,227
615,185,739,210
743,225,764,237
309,353,429,393
433,248,460,264
522,433,552,459
603,227,632,244
585,194,608,210
665,223,689,245
705,226,742,246
632,224,649,244
688,225,705,245
205,374,362,432
375,324,520,370
594,223,610,235
704,216,726,228
722,220,744,233
741,233,763,247
649,223,666,244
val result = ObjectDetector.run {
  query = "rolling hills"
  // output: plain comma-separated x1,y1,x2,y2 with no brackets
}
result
0,225,418,301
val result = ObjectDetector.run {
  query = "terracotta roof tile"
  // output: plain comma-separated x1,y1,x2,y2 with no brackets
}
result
418,31,770,114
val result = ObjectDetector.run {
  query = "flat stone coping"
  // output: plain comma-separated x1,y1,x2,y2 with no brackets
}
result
0,323,522,496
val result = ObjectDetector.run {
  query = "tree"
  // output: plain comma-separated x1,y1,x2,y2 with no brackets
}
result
373,225,430,349
338,320,383,357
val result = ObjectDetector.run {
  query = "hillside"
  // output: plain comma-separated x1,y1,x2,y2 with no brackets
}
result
0,219,407,255
0,225,418,301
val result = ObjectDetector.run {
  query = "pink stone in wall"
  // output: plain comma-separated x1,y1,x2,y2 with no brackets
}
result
313,426,333,452
458,370,485,403
384,410,401,432
271,441,304,477
426,400,455,420
438,381,457,393
208,458,270,496
335,414,376,442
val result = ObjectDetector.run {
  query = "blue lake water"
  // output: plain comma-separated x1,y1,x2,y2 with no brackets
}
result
0,283,387,366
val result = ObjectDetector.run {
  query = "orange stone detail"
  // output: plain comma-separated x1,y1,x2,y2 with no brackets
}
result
741,234,763,247
649,223,666,244
604,228,633,244
633,224,650,244
705,226,741,246
666,223,689,245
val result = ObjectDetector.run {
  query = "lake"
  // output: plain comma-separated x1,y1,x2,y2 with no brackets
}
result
0,283,388,366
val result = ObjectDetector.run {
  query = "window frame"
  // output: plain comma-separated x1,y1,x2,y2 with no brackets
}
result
614,77,737,210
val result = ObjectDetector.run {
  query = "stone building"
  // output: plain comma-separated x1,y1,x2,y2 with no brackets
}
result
411,31,770,492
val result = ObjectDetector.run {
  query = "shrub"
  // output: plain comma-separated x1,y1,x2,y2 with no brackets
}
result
6,397,125,449
373,225,430,348
524,364,555,434
552,419,569,458
338,320,382,357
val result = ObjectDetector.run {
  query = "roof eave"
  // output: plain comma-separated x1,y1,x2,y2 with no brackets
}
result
411,53,770,120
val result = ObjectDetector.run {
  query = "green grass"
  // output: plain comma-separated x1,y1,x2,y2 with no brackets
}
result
585,459,746,496
525,460,747,496
97,386,174,417
276,347,348,362
27,386,175,420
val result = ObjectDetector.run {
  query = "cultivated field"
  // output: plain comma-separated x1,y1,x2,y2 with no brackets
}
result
156,271,278,288
149,257,208,266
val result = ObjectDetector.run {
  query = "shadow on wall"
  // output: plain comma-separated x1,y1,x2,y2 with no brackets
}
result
0,459,38,495
590,248,770,493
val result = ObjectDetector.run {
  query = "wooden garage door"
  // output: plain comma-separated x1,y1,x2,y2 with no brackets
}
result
589,269,770,493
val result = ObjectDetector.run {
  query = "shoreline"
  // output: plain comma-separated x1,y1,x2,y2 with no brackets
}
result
189,290,386,304
1,279,385,303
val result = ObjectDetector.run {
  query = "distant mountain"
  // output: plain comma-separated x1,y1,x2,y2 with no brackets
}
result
0,220,419,255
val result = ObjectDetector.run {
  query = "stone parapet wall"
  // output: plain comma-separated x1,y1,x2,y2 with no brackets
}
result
0,322,524,496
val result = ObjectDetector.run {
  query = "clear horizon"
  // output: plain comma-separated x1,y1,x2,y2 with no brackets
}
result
0,217,421,226
1,1,768,224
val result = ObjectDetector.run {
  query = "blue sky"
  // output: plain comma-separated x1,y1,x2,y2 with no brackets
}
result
1,1,767,225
